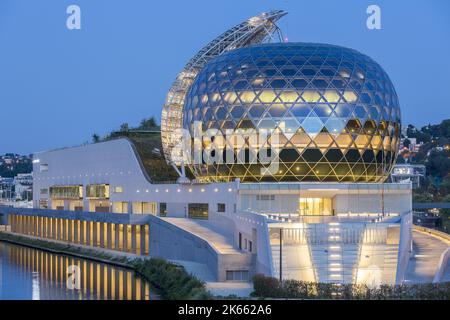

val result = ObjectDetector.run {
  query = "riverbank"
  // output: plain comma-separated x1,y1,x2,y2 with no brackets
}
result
0,231,211,300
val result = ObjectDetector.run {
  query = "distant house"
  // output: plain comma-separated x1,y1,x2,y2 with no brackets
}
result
14,173,33,201
390,164,426,189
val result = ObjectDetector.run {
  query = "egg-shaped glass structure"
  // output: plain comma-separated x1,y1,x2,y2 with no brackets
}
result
183,43,400,182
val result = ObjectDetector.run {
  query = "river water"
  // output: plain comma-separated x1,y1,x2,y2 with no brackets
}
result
0,241,158,300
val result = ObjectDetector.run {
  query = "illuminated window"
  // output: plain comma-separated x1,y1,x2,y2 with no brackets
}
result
49,185,83,199
188,203,209,219
113,186,123,193
86,184,110,199
299,197,333,216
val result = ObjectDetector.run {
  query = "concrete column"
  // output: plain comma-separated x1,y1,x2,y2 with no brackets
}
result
93,222,98,247
48,218,52,239
107,223,112,250
100,222,105,248
80,221,85,245
140,225,147,256
55,218,60,240
59,218,63,240
115,224,120,251
23,216,27,234
131,225,137,254
68,219,73,243
52,218,56,239
74,220,79,244
41,217,47,238
86,221,91,246
31,217,35,236
30,216,34,236
40,217,44,237
52,217,56,239
36,217,39,237
35,217,39,237
29,216,33,235
22,216,25,234
47,217,51,238
24,216,29,235
122,223,128,252
17,215,22,234
61,219,66,241
36,217,40,236
61,219,65,241
23,216,28,235
123,225,129,253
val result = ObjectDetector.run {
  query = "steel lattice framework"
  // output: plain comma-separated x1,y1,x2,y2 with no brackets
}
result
161,10,287,165
183,43,401,183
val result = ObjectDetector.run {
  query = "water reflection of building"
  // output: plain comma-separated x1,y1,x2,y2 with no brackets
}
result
3,244,152,300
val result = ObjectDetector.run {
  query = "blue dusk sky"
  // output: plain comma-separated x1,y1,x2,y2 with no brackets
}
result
0,0,449,154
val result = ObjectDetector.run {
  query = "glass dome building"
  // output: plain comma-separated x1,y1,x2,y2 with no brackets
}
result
183,43,401,183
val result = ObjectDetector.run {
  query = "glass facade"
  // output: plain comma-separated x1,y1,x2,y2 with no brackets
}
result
188,203,209,219
86,184,110,199
183,43,401,182
299,197,332,216
49,185,83,200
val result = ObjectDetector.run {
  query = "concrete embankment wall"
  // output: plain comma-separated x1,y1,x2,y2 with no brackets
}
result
148,215,253,282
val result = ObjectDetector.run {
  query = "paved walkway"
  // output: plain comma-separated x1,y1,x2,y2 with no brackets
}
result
442,259,450,283
404,230,450,283
162,218,240,254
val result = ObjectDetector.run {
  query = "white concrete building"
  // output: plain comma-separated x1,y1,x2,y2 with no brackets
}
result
14,173,33,201
2,10,414,286
25,138,413,284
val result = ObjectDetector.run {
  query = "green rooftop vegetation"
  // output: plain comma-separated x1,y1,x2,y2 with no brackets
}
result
93,117,181,183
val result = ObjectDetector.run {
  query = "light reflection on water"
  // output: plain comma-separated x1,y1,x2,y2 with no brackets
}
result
0,242,158,300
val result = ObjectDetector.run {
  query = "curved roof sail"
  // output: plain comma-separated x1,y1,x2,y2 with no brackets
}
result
161,10,287,165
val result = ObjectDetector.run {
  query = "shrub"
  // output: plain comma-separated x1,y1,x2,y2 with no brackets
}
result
252,274,450,300
252,273,282,298
132,258,212,300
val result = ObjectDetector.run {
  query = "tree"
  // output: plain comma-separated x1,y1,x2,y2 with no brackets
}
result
119,123,129,132
92,133,100,143
139,117,158,129
403,138,411,149
413,192,434,203
426,150,450,179
439,119,450,138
